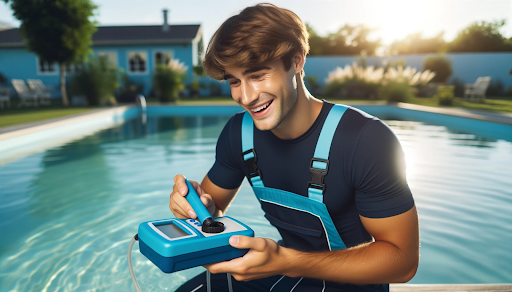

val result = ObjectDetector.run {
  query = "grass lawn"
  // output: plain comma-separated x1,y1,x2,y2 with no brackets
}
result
0,108,96,128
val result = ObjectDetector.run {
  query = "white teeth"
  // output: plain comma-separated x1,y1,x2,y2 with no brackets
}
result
251,101,271,113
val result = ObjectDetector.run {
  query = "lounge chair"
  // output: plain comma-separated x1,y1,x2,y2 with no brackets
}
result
464,77,491,102
27,79,52,105
12,79,39,107
0,88,10,109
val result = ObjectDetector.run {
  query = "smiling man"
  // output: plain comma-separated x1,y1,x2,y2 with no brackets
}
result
170,3,419,292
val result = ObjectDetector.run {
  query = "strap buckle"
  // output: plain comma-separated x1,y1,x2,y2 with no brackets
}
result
307,158,329,193
241,149,262,187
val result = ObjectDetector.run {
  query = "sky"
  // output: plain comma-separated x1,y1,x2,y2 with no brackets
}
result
1,0,512,47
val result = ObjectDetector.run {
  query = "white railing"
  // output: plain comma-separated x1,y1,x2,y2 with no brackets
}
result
137,94,147,125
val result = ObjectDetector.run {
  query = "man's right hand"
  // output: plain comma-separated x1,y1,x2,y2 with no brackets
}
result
169,174,217,219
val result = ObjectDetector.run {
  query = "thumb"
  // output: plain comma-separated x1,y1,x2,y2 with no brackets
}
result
229,236,267,251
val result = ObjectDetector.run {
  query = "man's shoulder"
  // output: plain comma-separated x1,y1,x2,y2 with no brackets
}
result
334,105,381,142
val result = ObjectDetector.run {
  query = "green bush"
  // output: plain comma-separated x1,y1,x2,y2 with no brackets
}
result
305,75,322,95
117,73,144,103
325,79,380,99
487,79,504,96
152,63,187,103
423,55,453,83
379,81,414,102
69,58,119,106
450,77,465,97
435,85,455,106
188,78,206,97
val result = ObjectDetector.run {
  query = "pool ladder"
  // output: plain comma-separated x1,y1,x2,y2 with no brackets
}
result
137,94,147,125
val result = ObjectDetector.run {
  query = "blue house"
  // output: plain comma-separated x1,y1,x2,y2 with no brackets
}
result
0,10,222,99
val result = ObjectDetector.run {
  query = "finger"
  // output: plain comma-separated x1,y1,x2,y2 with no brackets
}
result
189,180,204,196
200,193,216,216
171,191,197,219
173,174,189,197
169,192,189,219
229,236,267,252
205,256,245,274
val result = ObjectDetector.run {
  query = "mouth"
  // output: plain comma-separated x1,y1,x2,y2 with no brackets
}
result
249,100,274,118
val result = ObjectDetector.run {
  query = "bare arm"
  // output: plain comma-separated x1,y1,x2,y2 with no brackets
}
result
169,174,240,219
208,206,419,284
283,206,420,283
201,174,240,217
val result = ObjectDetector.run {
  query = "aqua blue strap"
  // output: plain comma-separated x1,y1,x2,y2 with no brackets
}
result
242,112,254,157
308,105,349,202
241,112,264,188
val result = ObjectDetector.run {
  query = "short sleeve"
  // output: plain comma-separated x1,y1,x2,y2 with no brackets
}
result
207,115,245,189
352,119,415,218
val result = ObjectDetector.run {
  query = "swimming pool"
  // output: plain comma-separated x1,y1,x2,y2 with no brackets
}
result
0,106,511,291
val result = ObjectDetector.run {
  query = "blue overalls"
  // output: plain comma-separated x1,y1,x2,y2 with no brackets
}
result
240,104,388,292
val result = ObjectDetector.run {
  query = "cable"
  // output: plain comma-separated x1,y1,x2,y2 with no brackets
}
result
227,273,233,292
206,270,211,292
128,234,142,292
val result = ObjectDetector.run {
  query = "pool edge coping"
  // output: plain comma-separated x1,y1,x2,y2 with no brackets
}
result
1,102,512,143
389,283,512,291
0,105,135,142
395,102,512,125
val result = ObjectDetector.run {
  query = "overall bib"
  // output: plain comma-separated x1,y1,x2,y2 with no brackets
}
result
241,105,389,292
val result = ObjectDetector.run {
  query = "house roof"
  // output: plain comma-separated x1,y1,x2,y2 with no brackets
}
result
0,21,12,31
0,24,202,47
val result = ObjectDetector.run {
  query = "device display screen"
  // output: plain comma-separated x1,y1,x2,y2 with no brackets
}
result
156,223,189,239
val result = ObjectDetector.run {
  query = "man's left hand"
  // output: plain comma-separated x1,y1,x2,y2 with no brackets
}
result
205,236,290,281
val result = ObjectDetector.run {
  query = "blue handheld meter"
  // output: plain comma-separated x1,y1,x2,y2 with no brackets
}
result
137,179,254,273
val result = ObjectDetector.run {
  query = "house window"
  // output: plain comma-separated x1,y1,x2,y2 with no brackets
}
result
98,51,118,68
154,51,172,68
128,51,147,74
37,58,57,75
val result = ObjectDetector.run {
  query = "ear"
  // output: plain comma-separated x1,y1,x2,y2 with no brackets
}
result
292,51,306,75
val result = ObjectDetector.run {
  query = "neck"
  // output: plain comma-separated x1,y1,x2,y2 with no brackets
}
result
271,74,323,140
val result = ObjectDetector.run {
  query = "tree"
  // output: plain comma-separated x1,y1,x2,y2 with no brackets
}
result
448,20,512,53
423,55,453,83
7,0,97,106
307,24,381,56
390,32,446,55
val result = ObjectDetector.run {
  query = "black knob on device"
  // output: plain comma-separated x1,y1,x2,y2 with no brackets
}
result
202,218,224,233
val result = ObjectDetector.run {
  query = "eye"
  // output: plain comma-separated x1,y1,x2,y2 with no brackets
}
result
251,74,265,80
229,80,240,87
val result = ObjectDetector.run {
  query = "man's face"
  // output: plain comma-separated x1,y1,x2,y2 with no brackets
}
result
224,59,298,131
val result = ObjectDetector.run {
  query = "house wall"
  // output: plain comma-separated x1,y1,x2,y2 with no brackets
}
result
0,47,63,94
91,43,194,95
0,43,195,97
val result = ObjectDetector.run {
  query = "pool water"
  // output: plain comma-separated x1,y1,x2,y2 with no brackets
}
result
0,112,511,291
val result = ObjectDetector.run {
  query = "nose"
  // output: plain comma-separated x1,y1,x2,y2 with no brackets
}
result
240,81,258,106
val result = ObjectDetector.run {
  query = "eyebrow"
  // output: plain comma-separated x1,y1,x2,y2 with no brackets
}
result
224,66,271,80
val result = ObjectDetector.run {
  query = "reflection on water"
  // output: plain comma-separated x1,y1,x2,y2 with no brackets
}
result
385,119,512,283
0,115,511,291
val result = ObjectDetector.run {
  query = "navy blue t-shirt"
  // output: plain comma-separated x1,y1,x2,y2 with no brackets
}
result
208,101,415,248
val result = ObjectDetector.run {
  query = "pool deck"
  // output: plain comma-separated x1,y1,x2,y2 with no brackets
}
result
1,102,512,138
396,102,512,125
0,105,134,139
390,284,512,291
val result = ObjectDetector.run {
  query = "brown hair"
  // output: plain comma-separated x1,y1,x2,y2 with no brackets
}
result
203,3,310,80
